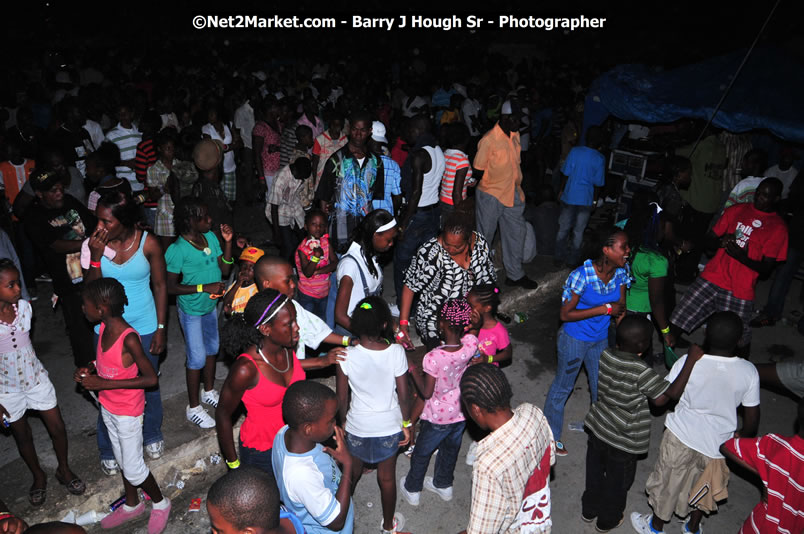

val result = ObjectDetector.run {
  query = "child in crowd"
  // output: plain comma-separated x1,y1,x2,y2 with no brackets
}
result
146,131,180,252
467,284,512,366
272,381,355,534
582,316,701,532
401,298,478,507
207,465,305,534
216,290,306,473
335,296,411,534
721,397,804,534
267,157,313,261
631,311,760,534
74,278,170,533
460,363,555,533
222,246,264,317
295,209,338,319
0,260,84,507
165,198,233,429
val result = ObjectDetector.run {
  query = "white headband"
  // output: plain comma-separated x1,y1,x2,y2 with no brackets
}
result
375,218,397,233
649,202,663,214
257,298,289,327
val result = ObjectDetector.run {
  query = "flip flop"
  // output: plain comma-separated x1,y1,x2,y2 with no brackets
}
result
29,487,46,507
55,472,86,495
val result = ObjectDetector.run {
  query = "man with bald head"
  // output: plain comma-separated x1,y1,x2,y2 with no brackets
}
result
253,256,348,369
670,177,788,359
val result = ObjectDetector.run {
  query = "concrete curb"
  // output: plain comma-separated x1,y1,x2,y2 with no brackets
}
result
498,266,569,316
26,423,239,526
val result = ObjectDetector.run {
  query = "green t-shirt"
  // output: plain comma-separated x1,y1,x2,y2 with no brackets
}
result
678,135,727,214
165,232,223,315
626,249,668,313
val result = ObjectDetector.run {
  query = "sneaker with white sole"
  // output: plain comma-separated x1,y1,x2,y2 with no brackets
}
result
398,476,420,506
145,440,165,459
201,389,220,408
681,521,702,534
186,404,215,428
380,512,405,534
630,512,664,534
101,458,120,476
465,440,478,466
423,476,452,501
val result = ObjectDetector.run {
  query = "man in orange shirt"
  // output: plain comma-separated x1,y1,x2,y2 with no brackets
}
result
473,101,538,289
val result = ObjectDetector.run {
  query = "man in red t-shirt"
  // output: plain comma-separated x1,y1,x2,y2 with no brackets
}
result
670,178,787,358
720,397,804,534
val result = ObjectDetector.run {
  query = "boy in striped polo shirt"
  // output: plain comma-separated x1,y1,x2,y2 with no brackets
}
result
582,316,701,532
104,103,142,192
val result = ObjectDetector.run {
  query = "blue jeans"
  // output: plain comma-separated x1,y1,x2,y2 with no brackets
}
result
475,189,527,280
404,420,465,492
239,436,273,474
764,245,803,319
296,290,328,320
345,431,404,464
177,307,219,369
543,327,607,441
97,331,163,460
394,207,441,305
555,201,593,266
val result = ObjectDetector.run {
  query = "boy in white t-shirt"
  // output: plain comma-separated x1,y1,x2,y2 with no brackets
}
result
631,311,760,534
272,381,354,534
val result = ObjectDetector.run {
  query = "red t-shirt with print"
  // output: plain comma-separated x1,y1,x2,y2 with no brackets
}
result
701,203,788,300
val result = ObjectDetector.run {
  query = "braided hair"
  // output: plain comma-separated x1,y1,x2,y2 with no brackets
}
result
460,363,513,413
350,295,394,340
83,278,128,317
221,289,290,357
439,297,473,335
468,283,501,316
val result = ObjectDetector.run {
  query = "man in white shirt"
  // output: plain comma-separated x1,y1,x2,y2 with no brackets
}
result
764,146,798,199
631,311,760,534
234,92,257,204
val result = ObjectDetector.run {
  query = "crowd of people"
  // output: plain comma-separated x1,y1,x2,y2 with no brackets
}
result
0,49,802,534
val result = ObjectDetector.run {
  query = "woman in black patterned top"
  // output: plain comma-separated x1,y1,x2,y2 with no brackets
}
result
398,213,496,349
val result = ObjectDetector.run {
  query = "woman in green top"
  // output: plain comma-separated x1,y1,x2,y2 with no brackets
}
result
165,198,233,429
624,191,675,351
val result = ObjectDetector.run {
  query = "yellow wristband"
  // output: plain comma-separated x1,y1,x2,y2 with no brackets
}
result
342,335,350,347
197,284,204,293
310,255,321,263
402,420,412,428
488,354,494,364
226,458,240,469
660,326,671,335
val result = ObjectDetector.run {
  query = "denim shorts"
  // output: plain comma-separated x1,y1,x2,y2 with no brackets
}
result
345,431,403,464
177,307,219,370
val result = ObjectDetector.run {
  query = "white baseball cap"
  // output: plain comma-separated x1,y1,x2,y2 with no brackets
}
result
371,121,388,144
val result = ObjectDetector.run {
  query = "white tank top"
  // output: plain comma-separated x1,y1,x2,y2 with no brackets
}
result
420,145,445,207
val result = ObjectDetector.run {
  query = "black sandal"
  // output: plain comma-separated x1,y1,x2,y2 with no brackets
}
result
55,472,86,495
29,487,46,507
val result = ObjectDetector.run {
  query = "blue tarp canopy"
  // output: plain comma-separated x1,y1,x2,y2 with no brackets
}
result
584,48,804,143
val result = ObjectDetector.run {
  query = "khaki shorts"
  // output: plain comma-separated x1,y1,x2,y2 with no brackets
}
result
777,358,804,397
646,429,721,521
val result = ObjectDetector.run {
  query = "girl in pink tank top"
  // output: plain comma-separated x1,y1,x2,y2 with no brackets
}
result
75,278,171,532
217,289,306,473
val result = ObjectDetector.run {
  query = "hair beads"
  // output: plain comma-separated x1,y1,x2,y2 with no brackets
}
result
440,298,473,330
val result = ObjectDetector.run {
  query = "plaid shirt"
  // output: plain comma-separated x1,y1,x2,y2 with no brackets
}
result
372,154,401,214
468,403,555,534
561,259,630,303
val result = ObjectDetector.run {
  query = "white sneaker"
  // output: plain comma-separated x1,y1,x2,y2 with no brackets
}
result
681,521,702,534
201,389,220,408
186,405,215,429
145,440,165,459
389,304,400,317
101,458,120,476
423,476,452,501
465,440,478,466
380,512,405,534
398,476,420,506
630,512,663,534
